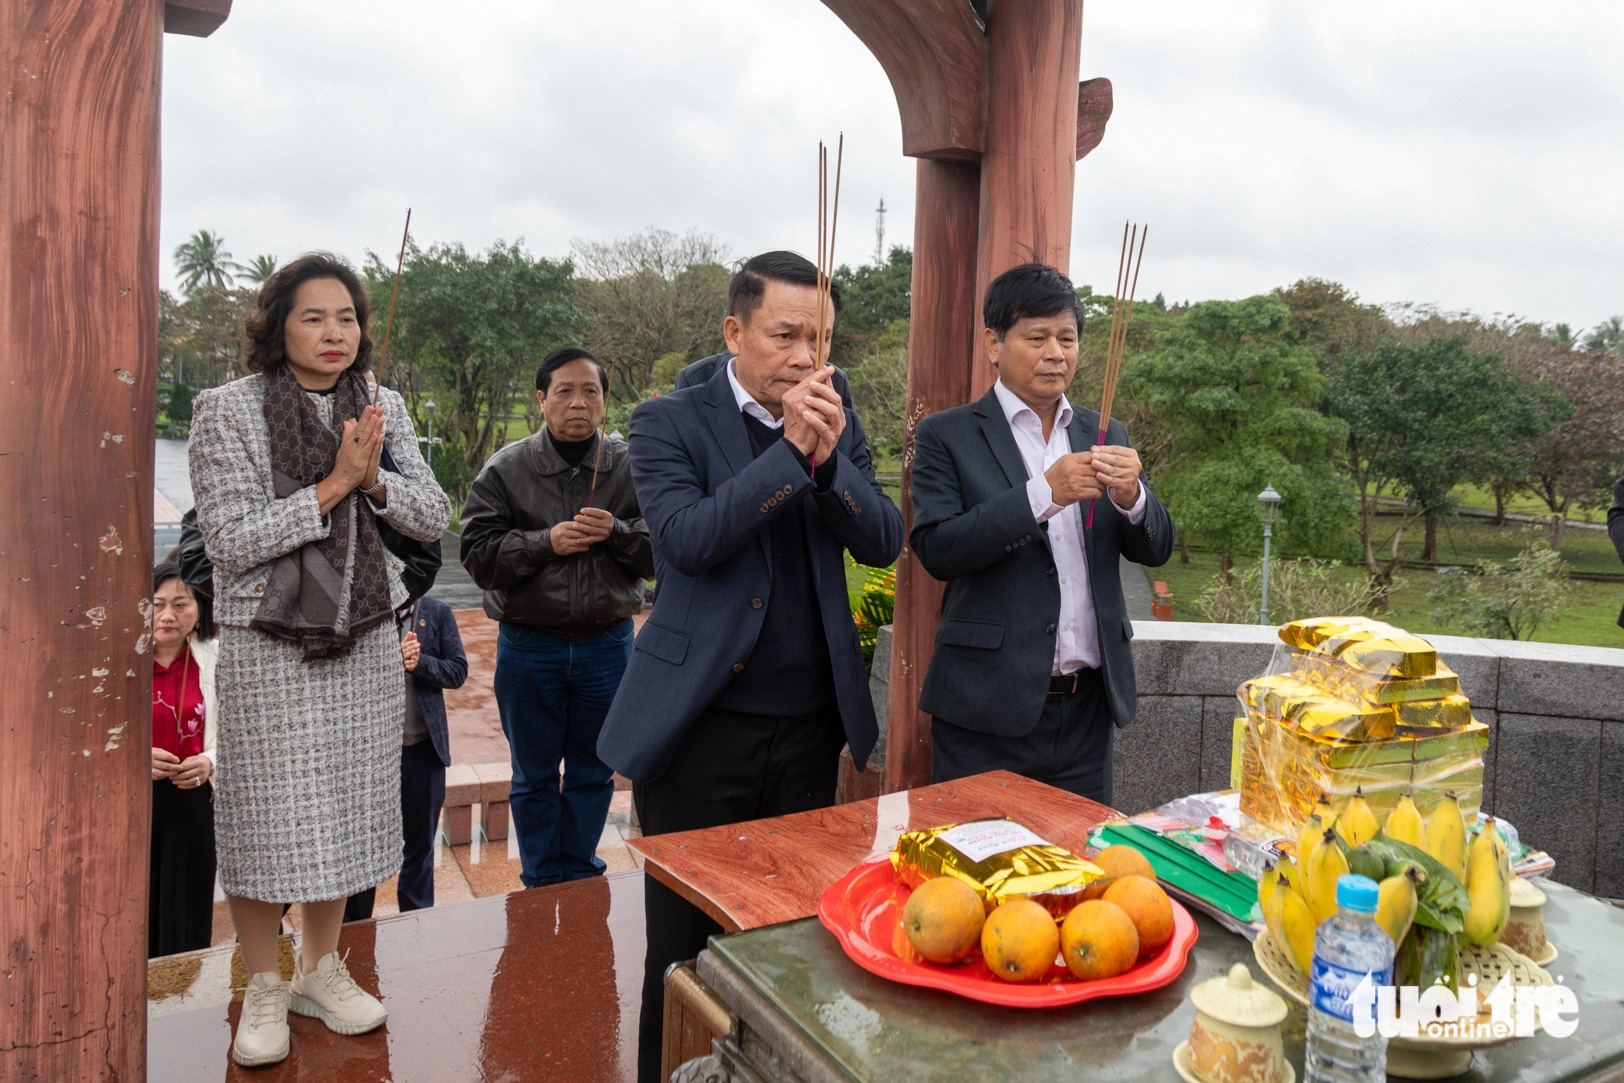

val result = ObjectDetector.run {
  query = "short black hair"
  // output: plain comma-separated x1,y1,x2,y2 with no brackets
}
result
982,263,1085,339
727,250,844,324
245,252,374,374
153,561,215,642
536,347,609,395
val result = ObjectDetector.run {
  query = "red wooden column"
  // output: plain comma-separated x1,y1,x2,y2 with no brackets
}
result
970,0,1085,396
1,3,227,1080
883,159,979,791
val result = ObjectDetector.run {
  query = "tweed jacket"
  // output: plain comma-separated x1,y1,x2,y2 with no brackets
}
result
189,374,451,628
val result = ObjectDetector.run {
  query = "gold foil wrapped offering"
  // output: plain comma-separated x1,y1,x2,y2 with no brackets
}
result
891,818,1103,918
1239,618,1487,837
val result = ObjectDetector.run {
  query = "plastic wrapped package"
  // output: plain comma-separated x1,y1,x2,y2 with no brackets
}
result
1237,617,1488,840
890,818,1103,917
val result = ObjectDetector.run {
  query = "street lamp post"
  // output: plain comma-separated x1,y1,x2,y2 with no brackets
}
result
418,399,443,470
1258,484,1282,626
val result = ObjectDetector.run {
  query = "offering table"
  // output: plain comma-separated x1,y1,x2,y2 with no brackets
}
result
631,773,1624,1083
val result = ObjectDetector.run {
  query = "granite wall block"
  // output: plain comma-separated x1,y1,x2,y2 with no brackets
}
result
1490,640,1624,722
1114,695,1204,815
1131,622,1280,698
1598,723,1624,899
1493,712,1602,893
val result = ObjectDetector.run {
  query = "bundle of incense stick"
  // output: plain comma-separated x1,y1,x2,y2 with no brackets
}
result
371,208,412,405
1086,221,1148,530
810,134,843,473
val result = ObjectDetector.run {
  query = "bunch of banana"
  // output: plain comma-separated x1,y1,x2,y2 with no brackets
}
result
1462,817,1511,946
1385,792,1426,848
1260,862,1317,974
1296,793,1336,862
1335,787,1379,848
1375,866,1422,946
1303,828,1350,924
1423,792,1468,881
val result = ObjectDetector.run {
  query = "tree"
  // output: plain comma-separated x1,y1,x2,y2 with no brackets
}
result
845,318,910,455
1524,348,1624,546
831,245,912,365
1585,315,1622,355
173,229,242,293
242,254,280,285
1272,278,1391,363
1426,537,1571,641
158,285,254,389
369,239,584,501
1328,336,1547,590
571,228,729,401
1125,295,1355,575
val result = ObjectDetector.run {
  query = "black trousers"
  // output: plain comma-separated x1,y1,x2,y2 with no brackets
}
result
632,702,846,1083
342,739,447,922
149,779,216,958
931,666,1115,805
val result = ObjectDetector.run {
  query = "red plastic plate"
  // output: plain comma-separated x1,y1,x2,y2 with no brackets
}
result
817,857,1199,1008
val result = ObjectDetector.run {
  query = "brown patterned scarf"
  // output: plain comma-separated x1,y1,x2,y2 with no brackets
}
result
250,364,393,660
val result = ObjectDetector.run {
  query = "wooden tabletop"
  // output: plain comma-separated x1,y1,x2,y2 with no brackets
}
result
628,770,1119,932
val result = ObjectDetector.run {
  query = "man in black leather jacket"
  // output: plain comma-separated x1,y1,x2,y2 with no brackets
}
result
459,348,654,886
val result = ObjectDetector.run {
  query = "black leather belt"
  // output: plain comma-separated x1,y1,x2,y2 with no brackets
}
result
1048,670,1090,695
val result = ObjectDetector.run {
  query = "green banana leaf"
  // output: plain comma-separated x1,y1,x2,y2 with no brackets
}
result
1364,833,1466,933
1395,925,1460,992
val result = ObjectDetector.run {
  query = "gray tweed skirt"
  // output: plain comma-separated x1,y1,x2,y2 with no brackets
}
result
212,621,403,902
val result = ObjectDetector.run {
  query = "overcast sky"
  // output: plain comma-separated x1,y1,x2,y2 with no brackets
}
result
161,1,1624,334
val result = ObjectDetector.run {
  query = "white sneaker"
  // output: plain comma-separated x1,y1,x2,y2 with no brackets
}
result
232,971,291,1067
289,950,388,1035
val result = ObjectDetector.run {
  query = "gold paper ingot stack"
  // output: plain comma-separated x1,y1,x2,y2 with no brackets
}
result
1238,617,1487,837
890,817,1103,918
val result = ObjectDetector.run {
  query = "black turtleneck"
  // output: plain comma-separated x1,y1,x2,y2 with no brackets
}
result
548,430,597,468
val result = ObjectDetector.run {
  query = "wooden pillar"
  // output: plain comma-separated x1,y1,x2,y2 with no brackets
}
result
883,159,980,793
1,3,226,1079
970,0,1084,397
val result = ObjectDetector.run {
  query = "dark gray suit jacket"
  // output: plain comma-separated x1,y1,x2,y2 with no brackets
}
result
909,387,1175,737
402,595,467,768
1609,465,1624,628
596,367,905,783
677,351,855,410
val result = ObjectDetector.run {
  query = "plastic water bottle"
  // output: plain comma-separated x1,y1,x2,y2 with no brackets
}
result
1304,875,1394,1083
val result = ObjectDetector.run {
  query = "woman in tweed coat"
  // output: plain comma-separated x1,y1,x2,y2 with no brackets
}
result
189,253,450,1066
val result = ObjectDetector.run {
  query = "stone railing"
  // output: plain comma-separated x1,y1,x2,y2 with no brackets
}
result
869,622,1624,897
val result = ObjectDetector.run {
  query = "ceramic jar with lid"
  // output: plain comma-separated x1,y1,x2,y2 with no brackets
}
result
1502,877,1553,962
1185,962,1290,1083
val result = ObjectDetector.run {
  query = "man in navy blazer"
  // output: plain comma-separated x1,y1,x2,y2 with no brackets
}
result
677,349,854,409
910,263,1174,804
597,251,904,1082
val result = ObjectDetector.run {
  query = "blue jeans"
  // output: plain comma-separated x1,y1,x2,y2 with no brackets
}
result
494,620,633,887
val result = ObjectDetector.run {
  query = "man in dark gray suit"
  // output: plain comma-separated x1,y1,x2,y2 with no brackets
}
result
677,349,855,409
909,263,1174,804
599,250,904,1082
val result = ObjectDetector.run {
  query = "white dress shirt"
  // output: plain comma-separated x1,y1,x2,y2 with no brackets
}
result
727,358,782,429
992,379,1147,674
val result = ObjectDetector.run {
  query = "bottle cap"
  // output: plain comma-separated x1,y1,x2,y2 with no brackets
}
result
1336,874,1379,914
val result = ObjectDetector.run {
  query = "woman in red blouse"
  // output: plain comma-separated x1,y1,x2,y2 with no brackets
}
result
149,562,220,957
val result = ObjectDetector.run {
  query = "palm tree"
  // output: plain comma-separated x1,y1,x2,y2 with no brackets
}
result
243,254,279,285
1584,315,1623,355
173,230,242,293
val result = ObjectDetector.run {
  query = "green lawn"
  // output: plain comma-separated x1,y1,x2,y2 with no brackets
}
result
1151,541,1624,650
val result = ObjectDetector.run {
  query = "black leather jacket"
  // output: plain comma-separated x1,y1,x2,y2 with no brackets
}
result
458,431,653,634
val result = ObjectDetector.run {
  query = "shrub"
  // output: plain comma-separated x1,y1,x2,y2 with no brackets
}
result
1196,558,1379,625
1425,537,1570,641
851,565,896,674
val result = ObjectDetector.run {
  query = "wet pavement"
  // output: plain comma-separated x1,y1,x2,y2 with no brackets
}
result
149,870,646,1082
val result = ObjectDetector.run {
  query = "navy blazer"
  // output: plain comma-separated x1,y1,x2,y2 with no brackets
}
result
402,595,468,768
910,387,1175,737
597,367,905,783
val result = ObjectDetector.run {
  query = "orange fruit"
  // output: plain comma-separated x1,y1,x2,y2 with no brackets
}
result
1102,875,1174,959
1060,900,1140,980
901,877,986,964
980,899,1060,983
1080,844,1156,900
